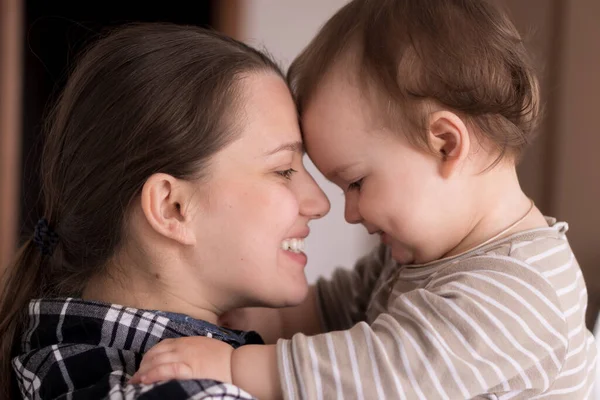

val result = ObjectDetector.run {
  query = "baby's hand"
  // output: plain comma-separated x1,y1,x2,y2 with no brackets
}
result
130,336,234,385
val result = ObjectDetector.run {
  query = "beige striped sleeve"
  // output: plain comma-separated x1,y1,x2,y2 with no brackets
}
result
277,257,569,400
315,244,388,332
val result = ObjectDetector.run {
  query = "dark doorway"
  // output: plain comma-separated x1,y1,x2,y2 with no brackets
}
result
20,1,215,237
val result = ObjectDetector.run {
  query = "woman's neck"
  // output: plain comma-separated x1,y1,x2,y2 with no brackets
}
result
81,257,221,325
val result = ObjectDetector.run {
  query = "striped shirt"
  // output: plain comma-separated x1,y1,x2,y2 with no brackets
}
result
277,218,596,399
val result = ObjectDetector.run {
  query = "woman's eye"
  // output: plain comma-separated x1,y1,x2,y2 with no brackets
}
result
277,168,297,180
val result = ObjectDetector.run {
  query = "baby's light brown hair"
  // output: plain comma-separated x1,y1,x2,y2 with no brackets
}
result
288,0,541,163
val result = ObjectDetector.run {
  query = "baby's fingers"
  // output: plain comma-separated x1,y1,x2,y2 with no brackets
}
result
131,362,193,385
132,352,183,382
141,339,176,361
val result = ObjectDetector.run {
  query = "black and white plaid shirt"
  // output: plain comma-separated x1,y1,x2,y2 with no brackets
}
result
12,298,263,399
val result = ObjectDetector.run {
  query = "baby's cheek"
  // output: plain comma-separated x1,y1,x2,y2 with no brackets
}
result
359,194,385,222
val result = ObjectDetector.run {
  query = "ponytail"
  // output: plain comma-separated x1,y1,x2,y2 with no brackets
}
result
0,239,49,398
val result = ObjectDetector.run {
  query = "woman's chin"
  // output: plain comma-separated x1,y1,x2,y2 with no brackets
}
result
258,282,309,309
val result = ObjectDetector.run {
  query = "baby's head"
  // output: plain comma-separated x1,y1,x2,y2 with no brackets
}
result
291,0,541,263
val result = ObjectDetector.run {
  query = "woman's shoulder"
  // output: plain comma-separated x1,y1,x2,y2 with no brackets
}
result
13,297,258,399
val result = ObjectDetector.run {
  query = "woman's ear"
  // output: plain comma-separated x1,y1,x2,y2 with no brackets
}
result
428,111,470,179
140,173,196,246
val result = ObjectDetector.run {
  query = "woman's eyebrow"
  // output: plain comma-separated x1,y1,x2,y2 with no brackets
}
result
263,141,304,156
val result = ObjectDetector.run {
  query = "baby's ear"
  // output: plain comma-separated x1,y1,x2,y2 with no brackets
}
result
140,173,197,246
427,111,470,178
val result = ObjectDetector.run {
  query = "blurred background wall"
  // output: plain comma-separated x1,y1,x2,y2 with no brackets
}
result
1,0,599,327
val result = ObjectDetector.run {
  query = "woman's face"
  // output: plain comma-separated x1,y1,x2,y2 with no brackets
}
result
189,72,330,310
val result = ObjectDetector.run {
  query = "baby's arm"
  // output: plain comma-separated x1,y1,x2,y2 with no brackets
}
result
131,338,282,399
130,337,234,384
277,259,569,399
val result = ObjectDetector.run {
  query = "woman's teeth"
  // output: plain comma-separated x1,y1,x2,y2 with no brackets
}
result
280,238,305,253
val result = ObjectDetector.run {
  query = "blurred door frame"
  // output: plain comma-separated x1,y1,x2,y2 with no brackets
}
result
0,0,23,271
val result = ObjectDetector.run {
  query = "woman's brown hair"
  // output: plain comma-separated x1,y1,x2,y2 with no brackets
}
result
0,22,283,398
288,0,541,162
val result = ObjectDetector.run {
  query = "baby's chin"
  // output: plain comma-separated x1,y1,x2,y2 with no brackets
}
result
390,245,415,265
